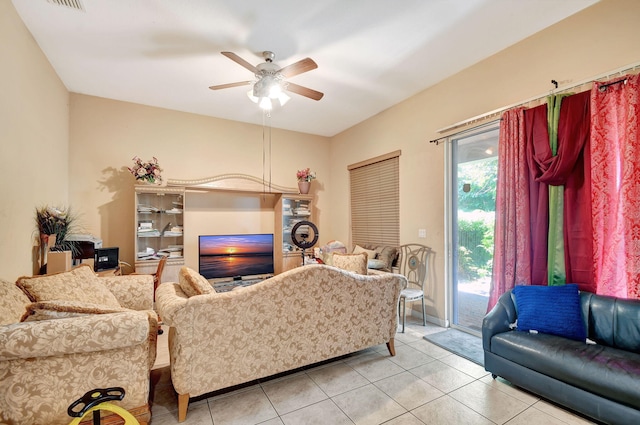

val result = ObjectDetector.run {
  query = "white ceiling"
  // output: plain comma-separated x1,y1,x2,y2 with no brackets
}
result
12,0,598,137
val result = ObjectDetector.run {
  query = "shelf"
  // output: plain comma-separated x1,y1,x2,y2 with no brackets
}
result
275,194,315,275
135,187,185,268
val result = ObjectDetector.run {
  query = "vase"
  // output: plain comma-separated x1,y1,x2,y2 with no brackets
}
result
298,181,310,194
139,178,159,185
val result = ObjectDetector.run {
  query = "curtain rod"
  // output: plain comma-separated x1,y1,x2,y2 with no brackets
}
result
597,76,628,92
429,60,640,144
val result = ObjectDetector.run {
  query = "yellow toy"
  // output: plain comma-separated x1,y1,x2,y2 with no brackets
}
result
67,387,139,425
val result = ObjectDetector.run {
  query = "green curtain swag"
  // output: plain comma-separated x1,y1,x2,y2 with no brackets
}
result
546,94,572,286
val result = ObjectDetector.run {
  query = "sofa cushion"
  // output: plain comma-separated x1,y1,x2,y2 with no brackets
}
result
20,300,127,322
367,259,387,270
321,240,347,266
491,331,640,410
583,292,640,354
0,279,32,325
513,283,586,341
375,246,398,271
16,264,121,309
353,245,377,261
332,252,368,275
179,267,214,297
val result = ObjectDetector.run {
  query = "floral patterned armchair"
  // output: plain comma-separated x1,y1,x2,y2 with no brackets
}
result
0,265,157,425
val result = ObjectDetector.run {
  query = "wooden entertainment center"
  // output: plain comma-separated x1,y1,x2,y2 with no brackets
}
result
134,174,316,281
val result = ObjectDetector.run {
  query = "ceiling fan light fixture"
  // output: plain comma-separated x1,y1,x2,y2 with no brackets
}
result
247,76,289,110
247,90,259,103
259,97,273,110
277,92,291,106
268,82,283,97
212,51,323,107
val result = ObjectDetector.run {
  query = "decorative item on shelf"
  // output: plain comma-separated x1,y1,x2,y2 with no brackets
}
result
296,168,316,194
128,156,163,185
298,181,310,194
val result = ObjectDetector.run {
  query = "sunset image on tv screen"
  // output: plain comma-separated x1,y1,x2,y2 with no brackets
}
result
199,234,274,279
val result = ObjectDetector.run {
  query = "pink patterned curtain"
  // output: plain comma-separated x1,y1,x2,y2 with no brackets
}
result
487,107,532,310
591,74,640,299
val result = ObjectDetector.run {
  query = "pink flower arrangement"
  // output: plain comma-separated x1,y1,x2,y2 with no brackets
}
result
296,168,316,182
128,156,163,184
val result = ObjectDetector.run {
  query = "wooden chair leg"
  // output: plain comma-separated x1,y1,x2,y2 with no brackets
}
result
178,393,189,423
386,338,396,356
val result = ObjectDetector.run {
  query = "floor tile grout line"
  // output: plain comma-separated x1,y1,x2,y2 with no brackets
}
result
448,378,533,425
257,384,281,422
156,320,579,424
528,402,590,425
304,361,372,399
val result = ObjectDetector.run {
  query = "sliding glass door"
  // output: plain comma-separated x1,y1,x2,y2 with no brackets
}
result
448,124,499,333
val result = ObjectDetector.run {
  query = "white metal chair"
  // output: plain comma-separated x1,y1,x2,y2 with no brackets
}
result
398,244,431,333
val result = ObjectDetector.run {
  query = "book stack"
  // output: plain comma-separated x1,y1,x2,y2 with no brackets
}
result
138,221,160,237
162,223,183,237
294,204,310,216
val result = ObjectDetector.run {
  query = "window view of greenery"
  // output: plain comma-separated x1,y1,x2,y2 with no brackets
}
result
457,156,497,281
454,127,499,332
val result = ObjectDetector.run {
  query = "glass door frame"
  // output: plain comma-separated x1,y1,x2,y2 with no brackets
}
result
445,121,500,335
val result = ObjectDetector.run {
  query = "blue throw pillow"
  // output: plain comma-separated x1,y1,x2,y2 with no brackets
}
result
512,284,586,341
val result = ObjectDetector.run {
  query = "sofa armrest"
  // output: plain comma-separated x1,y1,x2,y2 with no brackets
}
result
154,282,189,326
0,311,151,361
482,291,517,352
100,275,154,310
367,269,407,289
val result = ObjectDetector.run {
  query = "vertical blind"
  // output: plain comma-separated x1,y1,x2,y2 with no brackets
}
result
349,151,400,248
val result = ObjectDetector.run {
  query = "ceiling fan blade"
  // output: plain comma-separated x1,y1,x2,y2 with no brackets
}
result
286,82,324,101
278,58,318,78
221,51,257,74
209,81,252,90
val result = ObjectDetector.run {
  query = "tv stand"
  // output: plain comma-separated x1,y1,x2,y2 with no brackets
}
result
212,277,265,293
133,174,315,279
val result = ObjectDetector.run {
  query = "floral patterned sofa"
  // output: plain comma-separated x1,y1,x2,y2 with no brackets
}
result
156,263,407,422
0,264,158,425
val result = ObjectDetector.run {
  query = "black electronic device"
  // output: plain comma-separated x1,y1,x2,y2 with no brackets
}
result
94,247,119,272
67,234,103,262
291,221,319,264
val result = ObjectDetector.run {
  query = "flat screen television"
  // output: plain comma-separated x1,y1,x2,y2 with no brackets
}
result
198,233,274,280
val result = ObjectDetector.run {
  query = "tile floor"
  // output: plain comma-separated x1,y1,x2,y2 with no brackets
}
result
149,319,595,425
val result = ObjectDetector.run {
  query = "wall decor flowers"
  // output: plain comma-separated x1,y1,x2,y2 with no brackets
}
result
35,205,80,272
128,156,163,184
296,168,316,182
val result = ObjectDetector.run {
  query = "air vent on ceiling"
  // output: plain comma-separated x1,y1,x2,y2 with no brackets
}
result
47,0,84,12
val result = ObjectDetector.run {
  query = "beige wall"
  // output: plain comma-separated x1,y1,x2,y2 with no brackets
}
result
3,0,640,328
68,94,330,269
0,1,69,279
329,0,640,323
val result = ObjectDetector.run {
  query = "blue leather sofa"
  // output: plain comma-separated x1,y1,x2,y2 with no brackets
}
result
483,290,640,425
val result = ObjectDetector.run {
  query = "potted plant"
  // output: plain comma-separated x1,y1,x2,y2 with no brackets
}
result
296,168,316,194
128,156,163,185
35,206,80,273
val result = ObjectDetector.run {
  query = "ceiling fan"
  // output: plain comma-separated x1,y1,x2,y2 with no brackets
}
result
209,51,324,109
